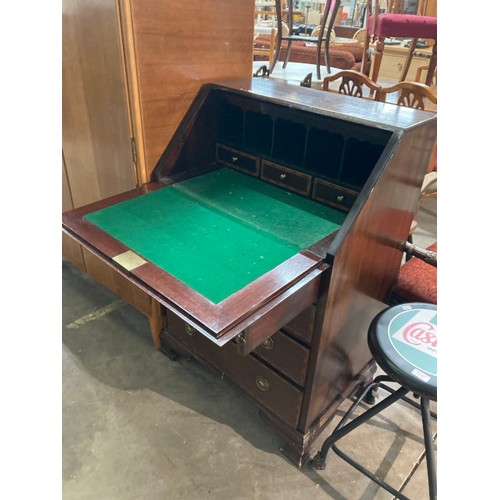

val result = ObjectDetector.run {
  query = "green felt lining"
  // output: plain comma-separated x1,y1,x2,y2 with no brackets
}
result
84,168,346,303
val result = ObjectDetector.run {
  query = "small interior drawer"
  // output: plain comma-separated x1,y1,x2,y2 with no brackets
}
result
166,311,303,428
252,330,310,387
312,178,358,212
216,144,259,176
261,160,311,196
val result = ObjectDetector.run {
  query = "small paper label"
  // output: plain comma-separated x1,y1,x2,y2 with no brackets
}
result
412,368,431,382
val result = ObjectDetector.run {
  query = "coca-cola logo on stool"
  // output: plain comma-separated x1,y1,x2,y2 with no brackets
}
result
403,322,437,349
390,308,437,376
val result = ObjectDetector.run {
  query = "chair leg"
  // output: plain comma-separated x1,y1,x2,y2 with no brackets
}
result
421,397,437,500
399,38,417,81
316,39,323,80
324,0,337,75
361,31,372,77
370,37,386,85
425,42,437,87
283,39,293,68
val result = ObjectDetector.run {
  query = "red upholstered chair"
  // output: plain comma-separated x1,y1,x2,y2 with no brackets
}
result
390,241,437,305
361,0,437,87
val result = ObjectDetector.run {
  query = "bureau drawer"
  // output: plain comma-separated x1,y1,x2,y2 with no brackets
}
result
166,311,303,428
253,330,309,387
312,178,357,212
282,305,316,345
216,144,259,176
261,160,311,196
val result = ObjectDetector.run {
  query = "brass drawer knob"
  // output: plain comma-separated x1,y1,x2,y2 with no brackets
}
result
279,173,287,180
184,323,195,336
231,156,239,162
256,376,270,391
262,338,274,350
336,195,344,203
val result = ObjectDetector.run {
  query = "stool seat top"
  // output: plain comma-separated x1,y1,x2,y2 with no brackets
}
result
368,303,437,400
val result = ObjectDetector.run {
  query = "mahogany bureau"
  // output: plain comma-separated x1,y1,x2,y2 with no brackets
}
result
62,78,437,466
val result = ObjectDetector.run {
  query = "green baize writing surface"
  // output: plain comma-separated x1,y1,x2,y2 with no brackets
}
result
85,168,346,303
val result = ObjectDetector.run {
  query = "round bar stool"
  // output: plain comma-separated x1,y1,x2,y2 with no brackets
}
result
311,302,437,500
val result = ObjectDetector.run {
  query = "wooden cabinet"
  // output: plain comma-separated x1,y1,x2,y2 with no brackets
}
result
370,43,434,83
62,0,255,345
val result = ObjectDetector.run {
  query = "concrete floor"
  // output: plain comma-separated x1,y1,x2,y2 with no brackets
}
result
62,190,437,500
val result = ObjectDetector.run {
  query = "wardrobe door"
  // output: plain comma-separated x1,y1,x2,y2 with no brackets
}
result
62,0,157,328
62,0,136,211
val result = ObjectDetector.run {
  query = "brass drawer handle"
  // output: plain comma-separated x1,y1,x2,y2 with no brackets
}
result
262,338,274,350
231,156,239,162
234,332,246,344
336,195,344,203
279,173,287,180
184,323,195,336
256,376,270,391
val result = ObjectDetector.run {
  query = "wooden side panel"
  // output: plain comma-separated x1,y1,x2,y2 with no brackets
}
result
62,0,136,209
128,0,255,177
301,122,437,430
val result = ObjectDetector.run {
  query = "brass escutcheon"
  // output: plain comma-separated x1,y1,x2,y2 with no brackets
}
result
280,173,287,180
336,195,344,203
232,156,238,162
255,376,270,391
184,323,195,336
262,338,274,350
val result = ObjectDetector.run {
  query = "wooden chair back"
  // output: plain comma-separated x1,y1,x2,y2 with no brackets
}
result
352,28,367,44
322,70,381,99
376,81,437,111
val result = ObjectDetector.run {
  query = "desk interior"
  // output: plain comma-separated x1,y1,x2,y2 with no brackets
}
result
84,168,346,303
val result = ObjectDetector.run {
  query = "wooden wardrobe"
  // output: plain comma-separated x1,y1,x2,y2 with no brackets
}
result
62,0,255,345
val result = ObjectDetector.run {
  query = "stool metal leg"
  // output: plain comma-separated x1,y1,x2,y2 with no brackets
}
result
310,378,413,500
311,375,406,468
421,397,437,500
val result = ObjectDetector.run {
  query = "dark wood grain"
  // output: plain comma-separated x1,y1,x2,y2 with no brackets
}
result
252,330,310,387
165,311,304,428
301,118,436,431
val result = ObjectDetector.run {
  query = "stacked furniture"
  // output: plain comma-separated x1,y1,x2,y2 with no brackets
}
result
254,34,368,72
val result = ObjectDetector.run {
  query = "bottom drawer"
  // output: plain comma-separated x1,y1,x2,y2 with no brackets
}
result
166,311,303,428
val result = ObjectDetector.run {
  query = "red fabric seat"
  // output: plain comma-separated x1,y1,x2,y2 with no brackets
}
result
368,14,437,39
392,242,437,304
